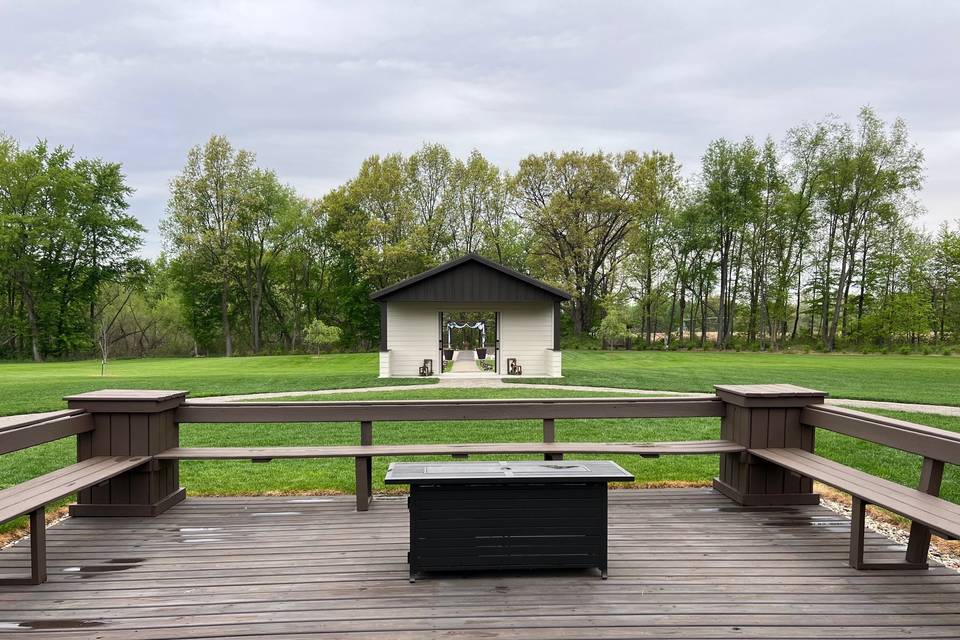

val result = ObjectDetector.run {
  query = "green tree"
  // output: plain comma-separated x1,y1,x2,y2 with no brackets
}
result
235,169,300,353
304,318,342,354
628,151,683,344
596,300,631,349
0,136,141,360
407,143,453,259
931,223,960,343
513,151,631,335
817,108,923,350
701,138,761,348
164,135,254,356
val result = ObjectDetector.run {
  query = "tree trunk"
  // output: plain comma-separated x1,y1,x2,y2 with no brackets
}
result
678,285,687,343
644,264,653,344
221,280,233,357
666,273,679,347
19,282,42,362
250,272,263,354
826,246,852,352
718,240,729,348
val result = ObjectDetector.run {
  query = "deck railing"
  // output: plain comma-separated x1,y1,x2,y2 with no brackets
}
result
3,383,960,572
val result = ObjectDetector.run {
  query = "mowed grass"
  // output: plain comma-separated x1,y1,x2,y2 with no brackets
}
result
0,353,430,416
1,350,956,418
5,386,960,537
514,350,960,406
2,351,958,538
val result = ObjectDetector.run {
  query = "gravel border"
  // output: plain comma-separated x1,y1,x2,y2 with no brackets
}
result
819,496,960,571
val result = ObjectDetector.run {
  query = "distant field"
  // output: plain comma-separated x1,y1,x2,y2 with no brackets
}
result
2,350,959,538
514,350,960,406
4,386,959,537
0,354,428,416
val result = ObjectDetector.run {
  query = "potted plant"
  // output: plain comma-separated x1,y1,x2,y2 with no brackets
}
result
476,347,487,359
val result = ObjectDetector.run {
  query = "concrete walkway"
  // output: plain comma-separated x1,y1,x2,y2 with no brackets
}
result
822,397,960,417
191,376,960,417
448,350,479,373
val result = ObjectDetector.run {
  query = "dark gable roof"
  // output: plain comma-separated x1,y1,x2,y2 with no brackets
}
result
370,254,571,303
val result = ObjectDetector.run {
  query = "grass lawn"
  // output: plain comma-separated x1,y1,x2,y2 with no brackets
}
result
0,353,429,416
514,350,960,406
1,350,956,419
4,386,960,539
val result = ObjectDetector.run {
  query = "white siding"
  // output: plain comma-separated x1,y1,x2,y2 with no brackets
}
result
378,351,391,378
384,301,560,377
545,349,562,377
498,303,554,376
386,303,439,376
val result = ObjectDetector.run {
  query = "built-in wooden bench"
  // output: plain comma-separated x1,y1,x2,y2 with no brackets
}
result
0,455,149,585
750,448,960,569
157,439,744,510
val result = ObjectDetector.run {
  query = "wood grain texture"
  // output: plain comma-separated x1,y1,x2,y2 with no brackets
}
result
156,440,745,460
175,397,726,423
0,456,149,523
1,489,958,638
750,448,960,538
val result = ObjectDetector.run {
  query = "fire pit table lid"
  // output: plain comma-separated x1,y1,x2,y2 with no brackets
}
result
385,460,634,484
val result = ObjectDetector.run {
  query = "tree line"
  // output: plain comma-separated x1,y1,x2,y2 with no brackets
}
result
1,106,958,361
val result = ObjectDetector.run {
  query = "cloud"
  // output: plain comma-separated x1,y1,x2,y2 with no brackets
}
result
0,0,957,257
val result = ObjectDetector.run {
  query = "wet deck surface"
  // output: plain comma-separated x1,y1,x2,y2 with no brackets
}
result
1,488,960,638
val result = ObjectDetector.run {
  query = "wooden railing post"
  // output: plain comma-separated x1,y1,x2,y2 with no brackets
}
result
356,420,373,511
905,457,944,565
28,508,46,585
712,384,826,506
65,390,187,517
543,418,563,461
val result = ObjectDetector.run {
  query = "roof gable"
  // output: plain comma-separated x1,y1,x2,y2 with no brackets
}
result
370,254,571,303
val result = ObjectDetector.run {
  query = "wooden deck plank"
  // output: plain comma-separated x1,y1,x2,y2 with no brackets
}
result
0,489,958,638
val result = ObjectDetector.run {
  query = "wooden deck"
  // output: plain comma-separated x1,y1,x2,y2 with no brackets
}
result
1,489,960,639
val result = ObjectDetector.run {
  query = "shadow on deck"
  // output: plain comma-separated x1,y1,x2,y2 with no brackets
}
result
1,488,960,639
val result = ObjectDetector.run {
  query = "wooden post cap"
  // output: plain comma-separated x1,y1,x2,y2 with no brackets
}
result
64,389,189,413
714,384,827,408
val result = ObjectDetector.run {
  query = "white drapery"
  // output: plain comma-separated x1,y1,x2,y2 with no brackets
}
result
447,321,486,347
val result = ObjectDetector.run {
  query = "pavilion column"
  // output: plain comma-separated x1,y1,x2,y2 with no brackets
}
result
66,390,187,517
713,384,826,506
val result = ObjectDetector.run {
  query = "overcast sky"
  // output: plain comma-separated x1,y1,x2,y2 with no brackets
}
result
1,1,958,257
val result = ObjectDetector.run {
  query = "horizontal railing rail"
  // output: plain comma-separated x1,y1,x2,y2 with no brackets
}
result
801,404,960,465
175,396,725,423
0,411,94,455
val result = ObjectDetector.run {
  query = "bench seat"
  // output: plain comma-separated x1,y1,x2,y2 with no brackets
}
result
750,448,959,569
158,440,743,513
0,455,149,584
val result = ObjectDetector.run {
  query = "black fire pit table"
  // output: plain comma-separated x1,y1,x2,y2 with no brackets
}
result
385,460,634,581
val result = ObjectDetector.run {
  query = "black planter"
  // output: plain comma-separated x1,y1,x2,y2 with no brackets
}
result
443,349,454,361
475,348,487,359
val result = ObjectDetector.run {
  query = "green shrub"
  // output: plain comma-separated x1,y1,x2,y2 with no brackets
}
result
899,345,912,355
561,334,602,350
